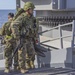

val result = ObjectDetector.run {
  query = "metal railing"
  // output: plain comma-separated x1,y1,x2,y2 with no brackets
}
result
40,21,74,49
0,44,5,59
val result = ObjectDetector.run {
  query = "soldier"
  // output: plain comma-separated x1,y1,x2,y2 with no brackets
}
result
1,13,18,73
11,2,39,73
25,18,39,69
23,2,39,70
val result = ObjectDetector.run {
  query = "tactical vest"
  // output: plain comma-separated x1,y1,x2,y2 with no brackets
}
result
21,15,37,38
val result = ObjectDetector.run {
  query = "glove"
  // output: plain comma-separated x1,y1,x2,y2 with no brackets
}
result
35,39,38,44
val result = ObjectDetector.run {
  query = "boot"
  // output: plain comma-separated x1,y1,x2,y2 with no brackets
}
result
30,61,35,69
14,66,20,71
26,62,31,69
4,68,10,73
20,68,28,74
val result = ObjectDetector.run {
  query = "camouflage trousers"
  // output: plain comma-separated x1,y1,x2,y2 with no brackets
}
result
18,41,26,69
4,40,18,69
25,38,35,69
18,38,35,69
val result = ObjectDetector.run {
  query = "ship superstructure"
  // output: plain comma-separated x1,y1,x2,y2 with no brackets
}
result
0,0,75,75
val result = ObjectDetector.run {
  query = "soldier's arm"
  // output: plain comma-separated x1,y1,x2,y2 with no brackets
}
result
11,15,23,39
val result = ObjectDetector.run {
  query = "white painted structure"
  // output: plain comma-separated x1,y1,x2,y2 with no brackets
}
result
18,0,75,10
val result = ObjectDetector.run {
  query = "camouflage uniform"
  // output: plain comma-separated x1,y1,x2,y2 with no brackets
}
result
14,2,38,69
11,2,39,73
25,17,39,69
11,13,26,71
1,18,18,71
12,9,25,70
23,2,39,69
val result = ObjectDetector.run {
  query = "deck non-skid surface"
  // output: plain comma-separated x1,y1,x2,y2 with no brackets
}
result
0,67,75,75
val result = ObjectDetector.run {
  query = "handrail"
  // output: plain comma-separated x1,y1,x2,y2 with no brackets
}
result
0,51,4,59
39,22,73,34
40,21,73,49
40,35,72,44
40,43,59,49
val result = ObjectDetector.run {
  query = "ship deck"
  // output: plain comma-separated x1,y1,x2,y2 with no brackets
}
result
0,67,75,75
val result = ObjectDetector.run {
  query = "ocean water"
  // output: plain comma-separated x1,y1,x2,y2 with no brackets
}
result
0,10,16,28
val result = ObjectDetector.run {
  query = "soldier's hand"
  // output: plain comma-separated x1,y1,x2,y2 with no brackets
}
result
35,39,38,44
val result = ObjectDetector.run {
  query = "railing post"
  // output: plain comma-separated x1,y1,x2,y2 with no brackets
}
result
3,50,4,59
71,20,75,48
71,20,75,68
59,25,63,49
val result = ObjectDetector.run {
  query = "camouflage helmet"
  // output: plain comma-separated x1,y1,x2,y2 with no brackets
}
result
23,2,35,11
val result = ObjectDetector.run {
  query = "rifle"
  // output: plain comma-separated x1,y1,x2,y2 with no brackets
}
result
12,37,49,59
34,44,47,57
11,36,24,59
32,38,48,57
38,30,50,35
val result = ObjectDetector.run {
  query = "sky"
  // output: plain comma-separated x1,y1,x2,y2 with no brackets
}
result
0,0,16,9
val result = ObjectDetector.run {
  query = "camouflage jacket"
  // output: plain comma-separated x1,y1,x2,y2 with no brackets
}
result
1,18,13,42
11,13,39,40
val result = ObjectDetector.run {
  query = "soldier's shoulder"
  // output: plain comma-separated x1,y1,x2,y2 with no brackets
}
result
3,22,9,26
2,22,8,28
18,12,26,19
18,14,24,19
21,12,25,16
14,13,24,21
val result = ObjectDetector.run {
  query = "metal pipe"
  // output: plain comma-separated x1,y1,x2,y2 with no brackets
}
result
40,35,72,43
59,25,63,48
16,0,20,10
39,22,73,34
